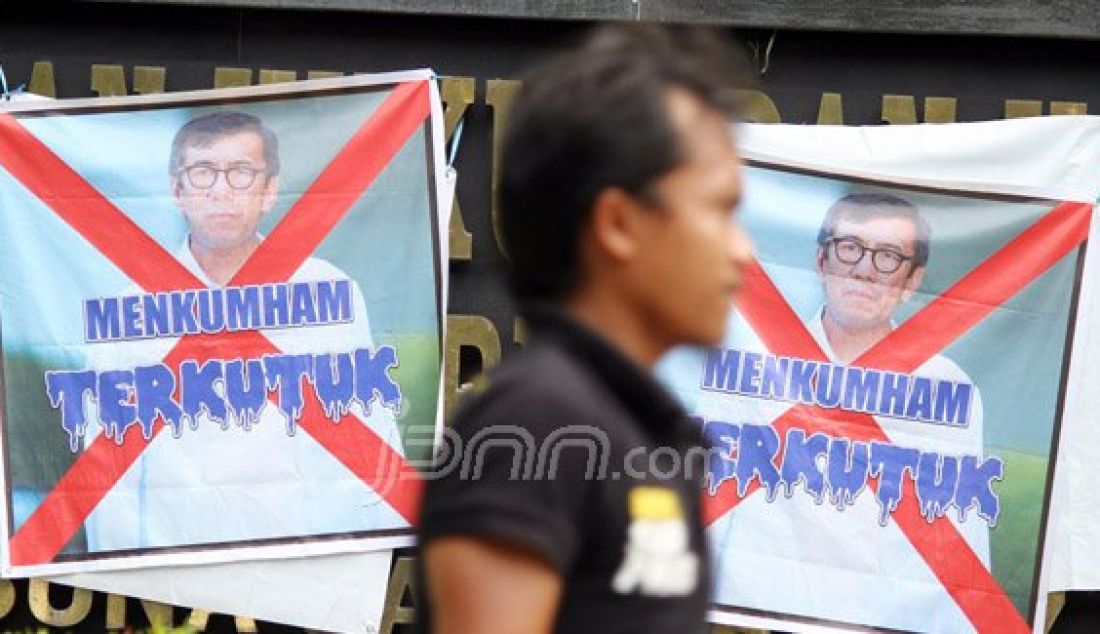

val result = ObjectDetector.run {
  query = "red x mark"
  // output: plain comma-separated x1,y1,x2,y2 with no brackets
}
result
703,198,1090,632
0,80,434,568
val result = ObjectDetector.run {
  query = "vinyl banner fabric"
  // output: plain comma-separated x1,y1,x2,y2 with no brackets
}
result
0,72,447,576
657,119,1100,633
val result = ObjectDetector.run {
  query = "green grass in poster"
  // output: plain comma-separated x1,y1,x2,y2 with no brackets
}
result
385,333,442,466
991,449,1050,617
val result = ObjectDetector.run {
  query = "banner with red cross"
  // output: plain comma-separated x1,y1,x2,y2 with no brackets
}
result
0,72,446,576
656,120,1100,633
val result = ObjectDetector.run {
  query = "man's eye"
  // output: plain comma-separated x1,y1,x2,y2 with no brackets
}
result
880,251,904,264
837,241,862,254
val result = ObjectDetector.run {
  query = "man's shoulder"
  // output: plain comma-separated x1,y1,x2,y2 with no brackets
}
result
918,351,976,387
292,255,358,285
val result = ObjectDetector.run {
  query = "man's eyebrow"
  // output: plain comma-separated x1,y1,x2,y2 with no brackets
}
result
835,233,908,251
870,241,908,252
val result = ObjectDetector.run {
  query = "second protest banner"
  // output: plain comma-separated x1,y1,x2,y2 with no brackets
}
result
657,118,1100,632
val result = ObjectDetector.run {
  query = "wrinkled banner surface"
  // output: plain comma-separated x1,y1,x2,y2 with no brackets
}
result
658,119,1100,633
0,72,446,576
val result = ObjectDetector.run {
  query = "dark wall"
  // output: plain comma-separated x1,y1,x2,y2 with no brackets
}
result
0,1,1096,631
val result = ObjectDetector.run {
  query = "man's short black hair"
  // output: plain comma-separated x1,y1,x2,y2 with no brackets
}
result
169,111,281,176
500,24,751,305
816,192,931,269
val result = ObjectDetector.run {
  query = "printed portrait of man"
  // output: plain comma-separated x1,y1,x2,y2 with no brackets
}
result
673,190,989,631
80,111,406,552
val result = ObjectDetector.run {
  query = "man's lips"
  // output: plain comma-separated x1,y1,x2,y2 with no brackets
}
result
206,212,242,221
841,285,877,300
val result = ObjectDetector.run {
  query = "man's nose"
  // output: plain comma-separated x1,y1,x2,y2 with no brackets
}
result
848,250,878,280
206,172,236,196
729,222,754,268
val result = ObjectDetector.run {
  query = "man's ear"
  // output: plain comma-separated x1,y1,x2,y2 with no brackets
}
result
170,176,183,201
261,175,280,213
901,265,925,303
815,246,827,280
588,187,644,263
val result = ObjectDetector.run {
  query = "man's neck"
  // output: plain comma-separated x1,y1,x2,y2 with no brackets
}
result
821,309,890,365
564,291,669,369
190,238,259,286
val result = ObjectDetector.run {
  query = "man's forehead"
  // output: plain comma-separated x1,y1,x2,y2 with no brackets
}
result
833,213,917,247
181,131,265,160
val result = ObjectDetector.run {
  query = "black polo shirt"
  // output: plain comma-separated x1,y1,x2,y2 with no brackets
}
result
419,306,710,633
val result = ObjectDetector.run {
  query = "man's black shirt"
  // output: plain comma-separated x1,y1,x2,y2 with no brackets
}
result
419,306,710,633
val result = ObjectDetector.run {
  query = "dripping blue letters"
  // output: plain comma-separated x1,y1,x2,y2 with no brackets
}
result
700,420,1003,529
45,347,402,452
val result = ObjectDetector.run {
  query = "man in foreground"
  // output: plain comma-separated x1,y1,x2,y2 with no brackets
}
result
419,25,752,633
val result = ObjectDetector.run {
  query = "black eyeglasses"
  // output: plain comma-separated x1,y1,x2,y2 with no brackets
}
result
826,237,914,274
180,164,266,190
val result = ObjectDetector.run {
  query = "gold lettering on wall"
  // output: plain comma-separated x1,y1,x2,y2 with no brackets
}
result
187,608,257,632
90,64,127,97
441,77,476,261
924,97,958,123
1051,101,1088,115
816,92,843,125
513,316,527,346
738,90,781,123
881,95,917,124
105,593,126,629
187,609,212,629
28,580,93,627
0,579,14,619
1047,592,1066,632
486,79,522,259
259,69,297,84
28,61,57,98
444,314,502,420
140,599,174,628
379,556,418,633
307,70,343,80
1005,99,1042,119
214,67,253,88
133,66,166,94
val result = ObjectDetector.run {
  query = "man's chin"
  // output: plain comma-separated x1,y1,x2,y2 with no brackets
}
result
683,322,728,349
201,234,257,248
832,314,890,335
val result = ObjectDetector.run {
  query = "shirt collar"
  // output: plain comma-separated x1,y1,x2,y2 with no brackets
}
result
809,306,899,364
176,235,215,287
806,307,837,362
175,233,264,289
524,303,696,444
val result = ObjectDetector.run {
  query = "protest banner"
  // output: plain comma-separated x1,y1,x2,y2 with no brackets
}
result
0,71,447,576
657,118,1100,632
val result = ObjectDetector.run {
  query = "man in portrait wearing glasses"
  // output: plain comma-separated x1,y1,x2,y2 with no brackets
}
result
699,191,988,631
169,111,285,287
79,111,404,553
813,192,940,365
